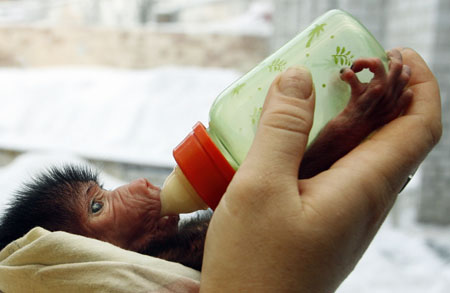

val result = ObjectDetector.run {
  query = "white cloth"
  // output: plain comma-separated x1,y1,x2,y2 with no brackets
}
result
0,227,200,293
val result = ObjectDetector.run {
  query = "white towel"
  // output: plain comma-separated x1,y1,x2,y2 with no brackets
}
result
0,227,200,293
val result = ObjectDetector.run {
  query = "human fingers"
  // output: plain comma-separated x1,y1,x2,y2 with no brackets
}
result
391,65,411,100
241,66,315,183
386,49,404,86
397,89,414,114
387,49,412,100
400,47,442,144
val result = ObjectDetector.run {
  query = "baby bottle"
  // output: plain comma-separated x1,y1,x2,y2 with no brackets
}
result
160,9,388,216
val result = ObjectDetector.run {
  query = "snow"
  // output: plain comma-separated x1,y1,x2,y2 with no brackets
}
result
339,213,450,292
0,66,241,167
0,66,448,291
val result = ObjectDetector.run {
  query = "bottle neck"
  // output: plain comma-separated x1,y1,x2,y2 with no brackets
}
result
160,166,208,216
207,126,240,170
173,122,235,210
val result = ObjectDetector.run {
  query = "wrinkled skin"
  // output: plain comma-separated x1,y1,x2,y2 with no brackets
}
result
80,178,179,252
74,177,209,270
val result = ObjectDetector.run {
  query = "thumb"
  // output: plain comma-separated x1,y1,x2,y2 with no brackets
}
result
243,66,315,179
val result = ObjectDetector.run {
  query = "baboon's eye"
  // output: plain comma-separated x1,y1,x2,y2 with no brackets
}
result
90,201,103,214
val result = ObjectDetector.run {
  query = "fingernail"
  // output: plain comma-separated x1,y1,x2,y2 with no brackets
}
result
279,66,313,100
403,64,411,76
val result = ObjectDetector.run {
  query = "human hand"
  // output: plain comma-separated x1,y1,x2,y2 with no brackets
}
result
200,48,441,292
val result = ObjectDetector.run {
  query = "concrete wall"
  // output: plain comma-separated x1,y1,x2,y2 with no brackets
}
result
0,26,269,72
272,0,387,51
418,0,450,225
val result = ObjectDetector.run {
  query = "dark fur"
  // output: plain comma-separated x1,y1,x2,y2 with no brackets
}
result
0,165,99,250
142,211,211,271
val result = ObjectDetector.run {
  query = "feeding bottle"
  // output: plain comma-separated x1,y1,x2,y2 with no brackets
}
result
159,9,388,216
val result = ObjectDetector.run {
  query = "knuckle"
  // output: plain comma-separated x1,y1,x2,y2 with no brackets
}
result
402,64,411,76
264,102,313,135
399,66,411,83
369,83,385,96
388,48,402,59
278,68,313,99
389,58,403,74
374,58,384,67
367,57,384,71
429,118,443,146
398,74,411,89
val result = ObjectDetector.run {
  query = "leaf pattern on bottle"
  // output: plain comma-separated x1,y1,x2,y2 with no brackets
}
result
251,106,263,125
267,58,287,72
231,83,246,96
306,23,326,48
332,46,354,66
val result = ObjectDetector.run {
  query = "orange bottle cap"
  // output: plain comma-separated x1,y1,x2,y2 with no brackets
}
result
173,122,236,210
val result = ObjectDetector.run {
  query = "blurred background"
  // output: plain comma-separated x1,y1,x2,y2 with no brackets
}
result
0,0,448,291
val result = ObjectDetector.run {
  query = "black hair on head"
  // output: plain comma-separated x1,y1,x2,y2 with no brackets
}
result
0,164,100,250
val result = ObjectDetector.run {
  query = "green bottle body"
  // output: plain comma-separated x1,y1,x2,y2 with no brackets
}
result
207,9,388,170
161,9,389,215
